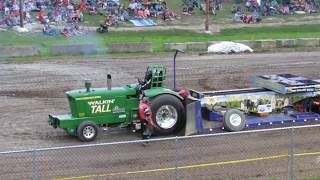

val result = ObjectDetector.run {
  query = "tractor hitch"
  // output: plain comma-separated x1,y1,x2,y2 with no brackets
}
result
48,115,59,129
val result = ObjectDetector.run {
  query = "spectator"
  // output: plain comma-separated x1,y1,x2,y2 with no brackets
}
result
209,0,217,15
251,9,261,22
144,7,150,17
120,8,129,21
129,1,138,11
305,1,317,13
88,5,97,15
161,1,167,9
12,1,19,17
162,7,178,20
252,0,260,9
104,15,112,26
53,6,62,21
188,5,195,15
43,24,57,35
193,0,199,8
9,12,18,26
4,4,9,15
0,1,5,16
55,0,63,6
279,4,290,14
0,1,5,9
35,0,42,9
38,8,45,22
149,6,157,17
262,3,271,16
47,11,55,21
79,1,87,10
77,10,84,21
68,10,77,22
154,2,161,11
63,0,69,7
25,10,32,23
136,8,145,18
62,27,71,37
113,0,120,6
25,1,33,12
182,4,193,15
271,0,279,8
162,7,169,20
245,0,252,11
232,5,241,14
241,14,252,23
66,3,73,13
233,10,243,21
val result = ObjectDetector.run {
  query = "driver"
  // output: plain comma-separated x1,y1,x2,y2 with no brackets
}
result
140,68,152,90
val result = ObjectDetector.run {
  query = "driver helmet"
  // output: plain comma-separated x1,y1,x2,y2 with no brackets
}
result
144,68,152,81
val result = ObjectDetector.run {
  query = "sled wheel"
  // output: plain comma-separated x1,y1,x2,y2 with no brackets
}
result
223,109,246,132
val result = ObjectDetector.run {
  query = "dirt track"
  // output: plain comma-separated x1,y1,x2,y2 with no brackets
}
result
1,51,320,151
1,51,320,179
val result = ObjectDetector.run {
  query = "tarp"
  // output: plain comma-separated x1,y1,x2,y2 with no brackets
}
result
12,26,29,33
129,18,157,27
207,41,253,54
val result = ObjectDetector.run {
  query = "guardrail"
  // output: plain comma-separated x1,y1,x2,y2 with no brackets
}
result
1,124,320,180
1,38,319,57
164,38,320,51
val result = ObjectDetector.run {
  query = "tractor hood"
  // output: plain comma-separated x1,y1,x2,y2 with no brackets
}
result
66,85,138,100
65,85,139,118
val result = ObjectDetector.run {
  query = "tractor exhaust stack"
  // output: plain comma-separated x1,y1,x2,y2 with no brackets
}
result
84,79,92,92
107,74,112,90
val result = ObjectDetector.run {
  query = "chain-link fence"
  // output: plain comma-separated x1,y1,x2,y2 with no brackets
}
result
1,124,320,180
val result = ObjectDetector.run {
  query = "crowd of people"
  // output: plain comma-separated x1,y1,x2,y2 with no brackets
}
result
0,0,23,28
0,0,87,36
0,0,185,31
182,0,223,16
0,0,319,32
90,0,181,26
232,0,319,24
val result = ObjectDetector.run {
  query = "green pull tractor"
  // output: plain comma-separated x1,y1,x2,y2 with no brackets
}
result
49,60,187,142
49,51,320,142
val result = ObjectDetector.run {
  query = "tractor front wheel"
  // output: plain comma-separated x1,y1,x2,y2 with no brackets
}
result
77,121,98,142
150,94,185,135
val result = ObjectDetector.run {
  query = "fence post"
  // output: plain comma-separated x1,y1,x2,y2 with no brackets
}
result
32,150,37,180
287,127,295,180
175,136,179,180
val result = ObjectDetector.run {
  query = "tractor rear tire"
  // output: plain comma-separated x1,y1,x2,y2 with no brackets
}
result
77,121,98,142
150,94,185,135
223,109,246,132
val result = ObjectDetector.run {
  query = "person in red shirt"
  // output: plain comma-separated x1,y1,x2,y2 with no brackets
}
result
38,9,45,22
79,0,87,10
139,97,160,146
136,8,145,18
97,16,112,33
0,2,5,10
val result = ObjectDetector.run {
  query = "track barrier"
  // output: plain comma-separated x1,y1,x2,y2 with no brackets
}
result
1,124,320,180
